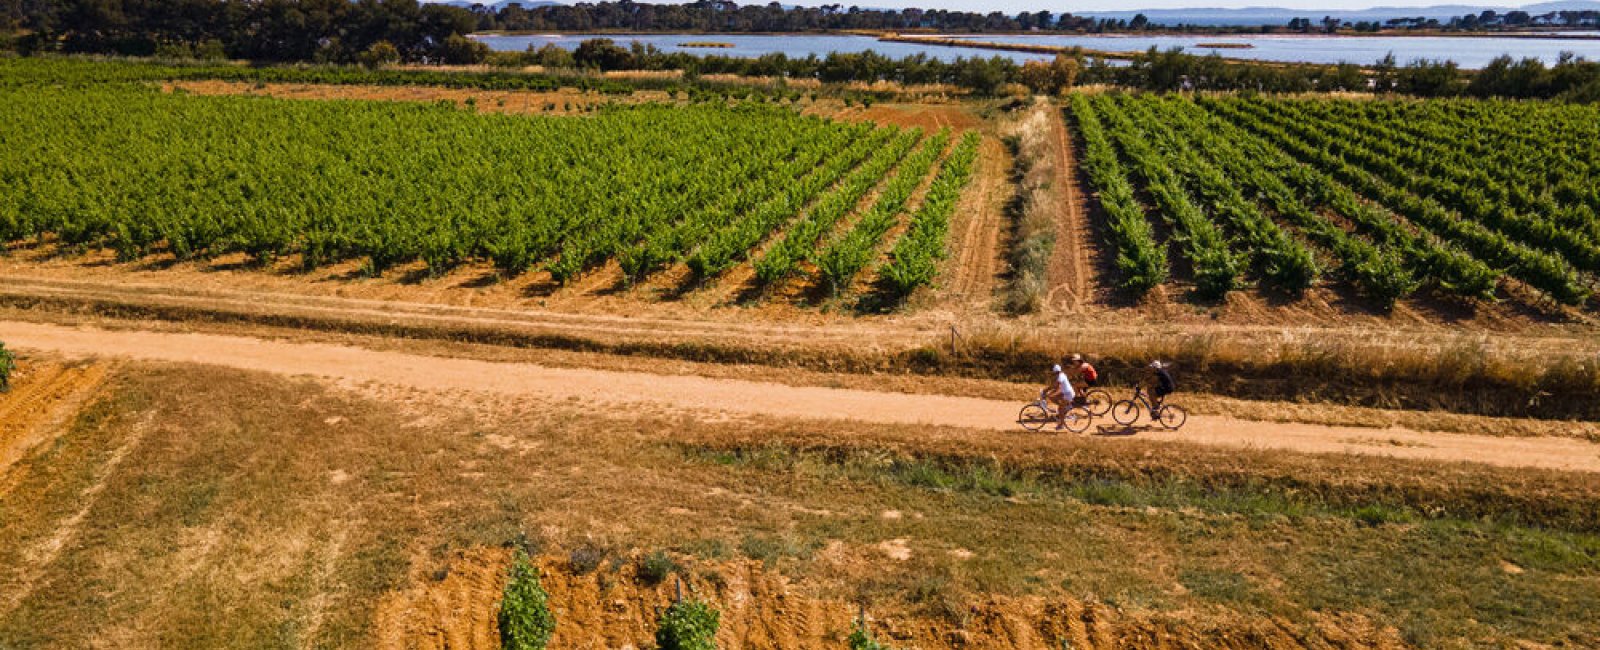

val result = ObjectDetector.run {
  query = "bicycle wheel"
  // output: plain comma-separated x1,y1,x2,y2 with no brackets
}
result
1018,404,1051,431
1156,404,1188,430
1063,407,1093,433
1110,400,1140,426
1082,389,1113,416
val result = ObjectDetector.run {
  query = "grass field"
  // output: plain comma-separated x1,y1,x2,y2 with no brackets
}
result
2,362,1597,648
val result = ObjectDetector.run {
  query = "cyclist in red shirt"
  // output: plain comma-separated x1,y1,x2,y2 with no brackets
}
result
1065,354,1098,406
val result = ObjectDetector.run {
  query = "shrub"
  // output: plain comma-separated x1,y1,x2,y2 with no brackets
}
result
0,341,13,392
359,41,401,68
638,550,678,585
440,34,491,65
848,620,892,650
498,551,556,650
569,542,609,575
655,599,720,650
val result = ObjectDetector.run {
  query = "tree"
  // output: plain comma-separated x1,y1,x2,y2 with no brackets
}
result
1018,53,1080,95
528,43,576,68
1397,59,1464,96
440,33,490,64
359,40,401,68
573,38,635,70
1372,52,1398,92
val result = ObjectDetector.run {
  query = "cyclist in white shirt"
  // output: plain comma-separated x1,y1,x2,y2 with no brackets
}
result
1044,364,1076,430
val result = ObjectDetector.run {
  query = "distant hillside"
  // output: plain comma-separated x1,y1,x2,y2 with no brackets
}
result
438,0,560,9
1077,1,1600,27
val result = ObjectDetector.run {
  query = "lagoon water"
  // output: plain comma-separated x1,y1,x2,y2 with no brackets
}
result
475,32,1600,69
475,33,1057,63
954,33,1600,68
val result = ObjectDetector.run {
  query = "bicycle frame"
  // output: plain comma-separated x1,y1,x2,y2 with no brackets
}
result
1127,385,1155,411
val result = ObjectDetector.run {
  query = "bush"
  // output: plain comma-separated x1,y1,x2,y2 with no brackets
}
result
848,620,892,650
359,41,401,68
655,599,719,650
498,551,556,650
569,542,609,575
638,550,677,585
440,34,490,65
0,341,13,392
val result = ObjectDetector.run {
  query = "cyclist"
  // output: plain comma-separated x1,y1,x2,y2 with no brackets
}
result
1064,354,1098,406
1145,360,1175,411
1043,363,1076,430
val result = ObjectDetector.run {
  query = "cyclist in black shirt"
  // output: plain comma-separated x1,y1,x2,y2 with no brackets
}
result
1146,361,1175,410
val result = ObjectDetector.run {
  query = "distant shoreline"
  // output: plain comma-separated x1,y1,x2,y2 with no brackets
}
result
472,28,1600,41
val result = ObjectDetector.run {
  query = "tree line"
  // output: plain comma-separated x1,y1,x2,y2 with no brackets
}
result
3,1,1597,101
522,39,1600,101
4,0,485,63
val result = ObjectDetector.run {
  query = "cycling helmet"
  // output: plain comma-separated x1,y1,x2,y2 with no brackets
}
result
1068,353,1083,362
1052,364,1062,372
1149,360,1164,369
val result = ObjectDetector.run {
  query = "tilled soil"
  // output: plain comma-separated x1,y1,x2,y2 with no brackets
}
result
6,320,1598,474
375,548,1405,650
0,359,112,481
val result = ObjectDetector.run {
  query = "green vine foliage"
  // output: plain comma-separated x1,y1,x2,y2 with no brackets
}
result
498,551,556,650
0,341,14,393
847,621,891,650
655,598,720,650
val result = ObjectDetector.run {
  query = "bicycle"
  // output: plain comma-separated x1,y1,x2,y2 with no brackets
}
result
1077,387,1113,416
1018,392,1093,433
1110,386,1188,430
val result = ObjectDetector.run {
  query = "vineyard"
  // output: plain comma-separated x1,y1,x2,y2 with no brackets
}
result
1069,93,1600,310
0,82,975,303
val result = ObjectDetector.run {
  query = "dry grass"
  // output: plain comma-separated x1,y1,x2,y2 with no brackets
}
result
2,362,1597,648
944,322,1600,420
1001,102,1059,314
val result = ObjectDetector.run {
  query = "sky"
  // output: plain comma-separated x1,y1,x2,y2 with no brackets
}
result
426,0,1555,14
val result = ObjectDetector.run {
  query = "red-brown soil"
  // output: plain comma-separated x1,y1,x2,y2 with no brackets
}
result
0,359,112,481
376,548,1405,650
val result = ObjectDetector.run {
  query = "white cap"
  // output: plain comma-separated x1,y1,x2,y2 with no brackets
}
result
1051,364,1062,372
1149,360,1164,369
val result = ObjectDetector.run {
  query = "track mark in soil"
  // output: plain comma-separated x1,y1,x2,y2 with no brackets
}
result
943,135,1009,311
0,360,113,482
1,408,149,618
376,546,510,650
1045,108,1096,311
299,526,352,649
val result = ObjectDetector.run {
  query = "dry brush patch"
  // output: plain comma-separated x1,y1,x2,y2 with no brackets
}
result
1001,102,1060,314
1,363,1597,648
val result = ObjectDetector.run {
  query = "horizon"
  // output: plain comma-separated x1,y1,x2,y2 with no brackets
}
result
421,0,1591,16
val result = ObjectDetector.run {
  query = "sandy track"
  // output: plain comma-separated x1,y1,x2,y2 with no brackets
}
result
0,274,918,350
943,136,1008,310
1045,108,1094,312
5,320,1599,474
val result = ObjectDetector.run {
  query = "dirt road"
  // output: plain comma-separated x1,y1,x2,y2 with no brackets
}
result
5,320,1599,473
